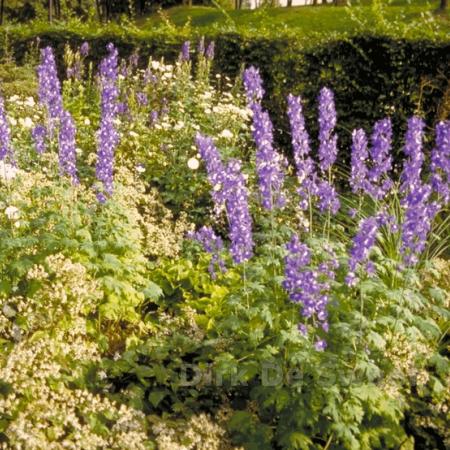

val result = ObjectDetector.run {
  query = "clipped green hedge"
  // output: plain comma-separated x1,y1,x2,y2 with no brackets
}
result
3,29,450,158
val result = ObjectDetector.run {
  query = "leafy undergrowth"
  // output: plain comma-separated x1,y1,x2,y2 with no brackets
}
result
0,41,448,449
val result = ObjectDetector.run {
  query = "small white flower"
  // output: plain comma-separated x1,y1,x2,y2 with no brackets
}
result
129,131,139,138
219,129,233,140
5,206,20,220
19,117,34,129
84,118,91,126
136,165,145,173
8,117,17,126
14,220,21,228
0,162,18,181
174,121,185,131
24,97,35,107
8,95,20,103
187,157,200,170
2,303,16,318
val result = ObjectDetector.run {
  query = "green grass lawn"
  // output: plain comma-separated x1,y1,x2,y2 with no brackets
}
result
137,0,449,37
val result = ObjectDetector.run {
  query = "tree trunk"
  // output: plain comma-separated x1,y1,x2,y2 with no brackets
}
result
439,0,447,10
287,0,292,6
49,0,53,21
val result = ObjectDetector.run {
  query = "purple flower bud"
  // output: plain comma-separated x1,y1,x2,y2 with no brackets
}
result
58,110,78,184
243,66,265,104
430,120,450,204
205,41,215,60
318,87,338,173
350,128,369,194
180,41,190,62
80,41,89,57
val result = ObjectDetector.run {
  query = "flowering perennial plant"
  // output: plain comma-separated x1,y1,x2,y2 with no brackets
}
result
350,128,369,194
283,234,330,344
96,43,119,202
250,102,286,210
0,95,13,163
317,87,338,173
58,110,78,184
242,66,265,105
430,120,450,204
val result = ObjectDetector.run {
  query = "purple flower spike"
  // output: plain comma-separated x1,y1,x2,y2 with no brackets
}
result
37,47,63,134
80,41,89,57
430,120,450,204
0,96,14,163
96,43,119,201
401,116,425,193
283,234,330,336
58,110,78,184
318,87,338,173
251,102,286,210
136,92,148,107
205,41,215,60
367,118,393,199
317,180,340,215
180,41,190,62
32,125,47,154
196,133,254,264
350,128,369,194
243,66,265,104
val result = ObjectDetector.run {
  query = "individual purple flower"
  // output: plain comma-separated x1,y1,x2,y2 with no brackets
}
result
129,52,139,68
346,215,380,285
31,125,47,154
316,180,340,215
188,226,226,278
283,235,330,334
144,67,157,85
180,41,190,62
251,102,286,210
401,116,425,193
401,183,439,266
58,110,78,184
205,41,215,60
96,43,119,202
314,339,327,351
350,128,369,194
80,41,89,57
243,66,265,104
367,118,393,199
430,120,450,204
150,110,159,125
136,92,148,107
37,47,63,126
317,87,338,173
0,96,13,163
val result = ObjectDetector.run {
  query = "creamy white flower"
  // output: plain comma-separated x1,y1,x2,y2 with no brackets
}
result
84,118,91,126
151,60,160,70
219,129,233,139
8,117,17,126
129,131,139,138
136,165,145,173
187,157,200,170
14,220,21,228
0,161,18,181
19,117,34,129
174,121,184,131
5,206,20,220
24,97,35,107
8,95,20,103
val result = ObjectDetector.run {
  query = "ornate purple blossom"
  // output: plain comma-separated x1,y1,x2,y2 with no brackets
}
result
31,125,47,154
346,216,380,285
58,110,78,184
96,43,119,202
283,234,330,335
196,133,254,264
430,121,450,204
205,41,215,60
251,102,286,210
80,41,89,56
401,116,425,193
367,118,393,199
136,92,148,107
0,96,13,163
401,183,439,266
180,41,190,62
37,47,63,135
317,87,338,173
350,128,369,194
188,226,226,278
243,66,265,105
316,180,340,215
286,93,317,210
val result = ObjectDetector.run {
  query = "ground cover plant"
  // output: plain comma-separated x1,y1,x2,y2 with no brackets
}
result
0,38,448,449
